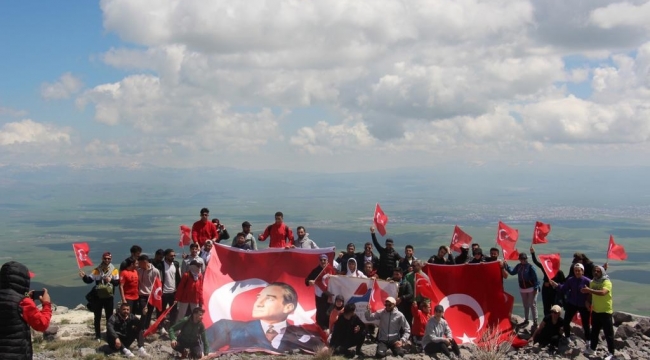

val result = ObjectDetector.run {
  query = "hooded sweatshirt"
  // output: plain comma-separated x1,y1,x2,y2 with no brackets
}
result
364,308,411,343
295,233,319,249
0,261,52,360
345,258,367,278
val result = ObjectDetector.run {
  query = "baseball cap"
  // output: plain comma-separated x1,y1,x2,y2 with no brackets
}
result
242,221,252,227
551,305,562,313
461,244,469,249
385,296,396,305
574,263,584,271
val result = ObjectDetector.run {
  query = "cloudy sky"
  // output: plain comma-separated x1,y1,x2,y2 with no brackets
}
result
1,0,650,171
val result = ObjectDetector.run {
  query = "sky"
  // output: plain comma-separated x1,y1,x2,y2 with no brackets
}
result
1,0,650,172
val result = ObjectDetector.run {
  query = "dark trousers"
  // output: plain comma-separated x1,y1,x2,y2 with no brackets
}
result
540,284,557,316
332,329,366,354
161,292,177,329
108,324,144,350
93,297,114,339
315,295,330,330
376,339,404,358
424,339,460,358
138,295,155,330
590,312,614,354
173,340,203,359
563,302,590,340
534,333,561,348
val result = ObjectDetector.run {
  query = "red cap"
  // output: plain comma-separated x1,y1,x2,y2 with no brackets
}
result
102,252,112,258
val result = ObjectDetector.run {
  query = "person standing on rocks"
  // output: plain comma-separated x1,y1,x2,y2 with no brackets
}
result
0,261,53,360
79,251,120,341
504,252,540,327
581,265,615,360
550,262,591,348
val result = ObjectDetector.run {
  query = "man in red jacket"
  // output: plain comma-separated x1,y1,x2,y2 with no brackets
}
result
258,211,294,248
192,208,217,247
0,261,52,359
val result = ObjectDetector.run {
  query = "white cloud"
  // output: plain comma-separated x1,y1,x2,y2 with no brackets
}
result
40,73,84,100
590,1,650,30
0,119,71,146
290,121,375,155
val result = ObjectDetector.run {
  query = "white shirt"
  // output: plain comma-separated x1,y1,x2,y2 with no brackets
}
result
260,320,287,349
163,261,176,294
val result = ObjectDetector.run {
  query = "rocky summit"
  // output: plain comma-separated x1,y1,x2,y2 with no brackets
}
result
32,305,650,360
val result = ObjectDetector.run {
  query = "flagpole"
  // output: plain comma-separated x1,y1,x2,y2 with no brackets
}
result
72,244,81,270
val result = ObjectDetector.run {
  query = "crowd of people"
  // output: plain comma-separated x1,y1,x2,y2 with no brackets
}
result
0,207,617,360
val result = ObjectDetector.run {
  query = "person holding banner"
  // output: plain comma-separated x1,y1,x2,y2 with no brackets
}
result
79,251,120,341
306,254,333,330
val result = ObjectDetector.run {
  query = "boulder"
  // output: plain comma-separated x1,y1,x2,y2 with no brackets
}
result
73,304,87,311
635,318,650,337
615,324,637,340
78,348,95,357
613,311,634,326
52,306,69,315
43,325,58,336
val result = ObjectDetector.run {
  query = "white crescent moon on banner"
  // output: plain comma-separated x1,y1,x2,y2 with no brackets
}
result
498,229,508,241
77,249,87,262
208,279,268,323
154,287,162,301
439,293,485,332
544,259,553,273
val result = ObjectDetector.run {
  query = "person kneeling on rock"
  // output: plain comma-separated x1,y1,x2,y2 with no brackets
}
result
529,304,564,352
107,302,149,358
169,307,209,359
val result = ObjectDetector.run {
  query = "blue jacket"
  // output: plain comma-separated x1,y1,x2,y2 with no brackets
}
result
505,262,540,291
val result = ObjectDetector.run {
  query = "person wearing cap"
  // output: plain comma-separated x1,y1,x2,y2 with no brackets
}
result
330,303,367,357
235,221,257,250
365,296,411,357
581,265,615,360
550,262,591,347
79,251,120,341
530,246,566,317
174,260,204,324
370,226,403,279
294,226,319,249
306,254,334,330
468,247,486,263
529,304,564,352
422,304,460,358
0,261,52,359
454,243,471,264
504,252,540,326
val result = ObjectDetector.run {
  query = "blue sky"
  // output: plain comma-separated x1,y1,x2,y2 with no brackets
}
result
1,0,650,171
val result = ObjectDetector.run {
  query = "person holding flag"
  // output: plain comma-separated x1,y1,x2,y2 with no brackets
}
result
79,251,120,341
136,255,160,331
530,246,566,316
370,226,402,280
305,254,335,331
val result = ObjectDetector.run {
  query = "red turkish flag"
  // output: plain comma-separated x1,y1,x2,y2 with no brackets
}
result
532,221,551,244
415,272,436,300
72,242,93,268
369,278,392,312
422,262,514,346
501,245,520,261
450,225,473,253
179,225,192,247
496,221,518,248
203,245,333,354
143,303,175,338
537,253,561,280
148,277,163,312
314,264,337,297
373,203,388,236
607,235,627,261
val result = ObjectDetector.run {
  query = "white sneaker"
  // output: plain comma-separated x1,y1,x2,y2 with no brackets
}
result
137,347,150,357
122,348,135,358
585,340,590,348
159,328,168,336
583,347,594,356
604,354,615,360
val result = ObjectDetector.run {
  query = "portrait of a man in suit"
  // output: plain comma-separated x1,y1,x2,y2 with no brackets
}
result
206,282,325,353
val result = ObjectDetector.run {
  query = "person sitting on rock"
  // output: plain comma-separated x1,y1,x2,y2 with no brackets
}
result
422,305,460,359
170,307,209,359
330,303,366,357
365,296,410,358
529,304,564,352
106,302,148,358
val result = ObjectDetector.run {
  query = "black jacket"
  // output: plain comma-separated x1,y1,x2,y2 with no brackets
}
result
371,233,402,279
0,261,33,360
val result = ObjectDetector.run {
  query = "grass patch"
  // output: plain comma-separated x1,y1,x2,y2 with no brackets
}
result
59,318,71,325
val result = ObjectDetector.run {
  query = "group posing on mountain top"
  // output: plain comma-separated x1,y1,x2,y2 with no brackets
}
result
0,208,617,360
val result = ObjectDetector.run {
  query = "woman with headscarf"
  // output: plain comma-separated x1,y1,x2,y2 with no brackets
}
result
581,265,615,360
505,252,540,326
345,258,367,278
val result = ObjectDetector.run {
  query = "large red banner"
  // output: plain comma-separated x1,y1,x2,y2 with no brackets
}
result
422,262,514,345
203,245,333,355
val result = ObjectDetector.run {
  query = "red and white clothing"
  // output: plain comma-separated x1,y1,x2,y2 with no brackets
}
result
259,222,294,248
174,270,204,323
